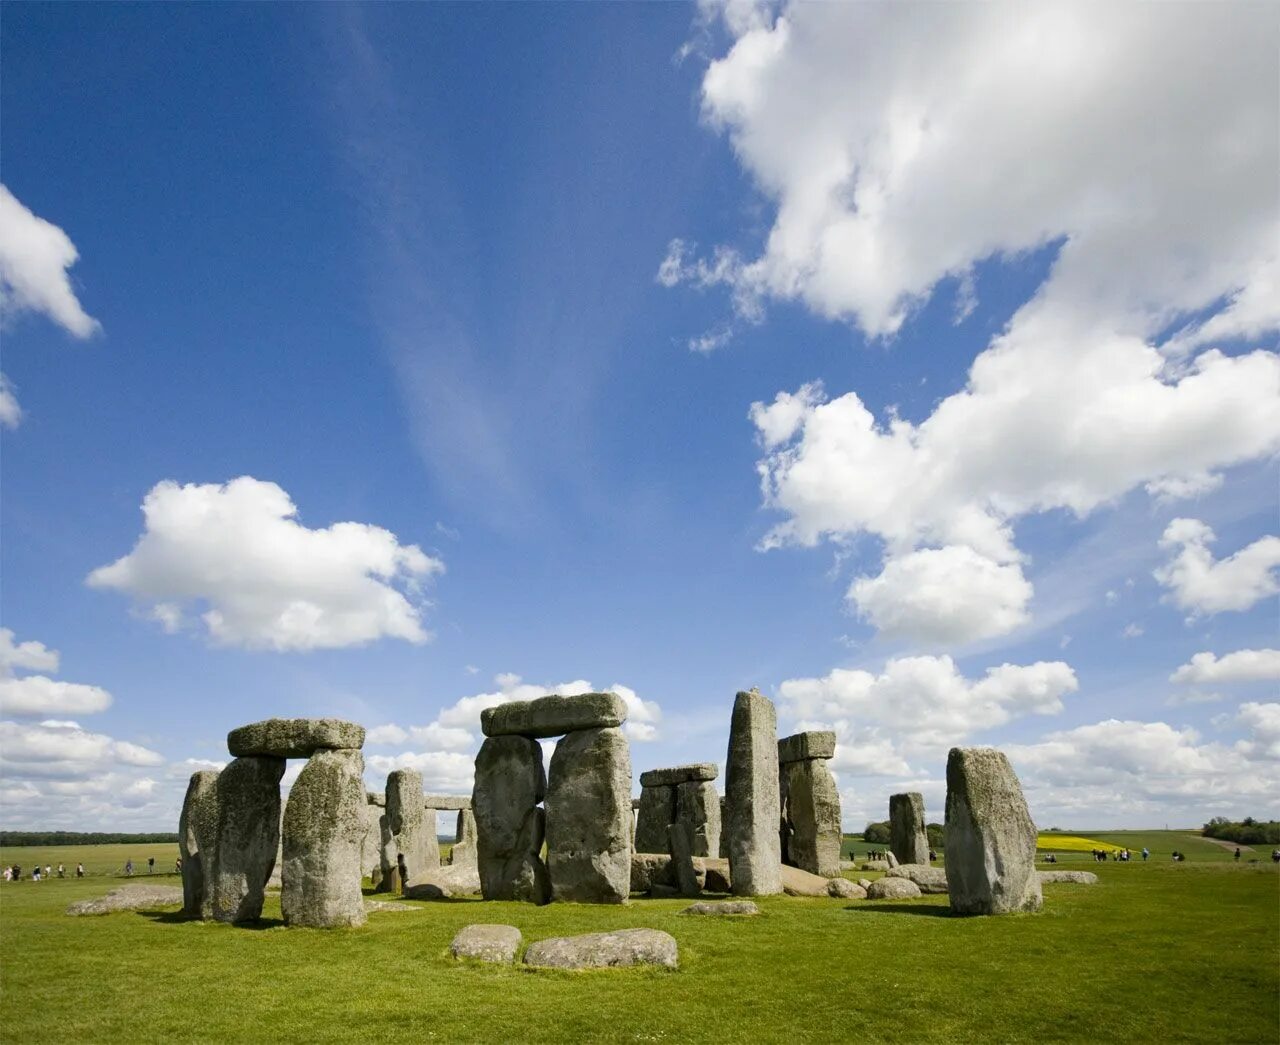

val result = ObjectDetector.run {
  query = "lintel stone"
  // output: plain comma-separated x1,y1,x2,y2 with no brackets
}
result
422,795,472,811
639,763,718,787
228,718,365,759
777,730,836,764
480,692,626,739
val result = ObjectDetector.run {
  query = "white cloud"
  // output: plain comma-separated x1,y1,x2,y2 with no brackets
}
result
363,751,476,795
1235,702,1280,762
0,629,60,675
365,723,409,746
0,720,164,779
1172,649,1280,685
0,629,113,718
86,477,444,652
1154,518,1280,617
0,373,22,429
0,184,100,338
1122,623,1144,639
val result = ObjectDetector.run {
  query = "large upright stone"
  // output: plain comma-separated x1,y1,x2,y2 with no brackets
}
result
281,749,367,928
210,756,285,923
227,718,365,759
387,768,439,886
945,747,1043,915
890,791,930,866
545,726,632,904
634,784,676,854
676,779,722,858
473,735,550,903
668,823,701,897
178,770,219,918
724,689,783,896
481,691,627,739
782,758,841,877
360,799,383,878
450,809,478,870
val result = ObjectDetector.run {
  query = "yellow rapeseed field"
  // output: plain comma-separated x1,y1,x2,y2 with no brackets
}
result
1037,834,1123,853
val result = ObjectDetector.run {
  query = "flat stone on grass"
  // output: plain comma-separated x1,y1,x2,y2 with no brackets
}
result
780,864,831,897
523,928,678,970
680,900,759,916
481,692,626,739
827,878,866,899
1039,870,1099,885
227,718,365,759
451,924,523,963
866,877,923,900
67,885,184,916
888,864,950,893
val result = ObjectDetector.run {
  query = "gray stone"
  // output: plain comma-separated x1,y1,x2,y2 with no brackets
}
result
210,756,285,923
374,809,397,893
360,801,382,878
227,718,365,759
523,928,678,970
281,749,367,928
451,924,522,963
67,884,184,916
857,878,873,890
639,763,718,788
725,689,783,896
885,850,899,869
889,792,930,866
367,791,385,806
777,730,837,764
676,779,722,858
634,783,676,854
945,747,1043,915
781,758,842,877
780,864,831,896
473,735,549,903
860,861,891,872
178,770,219,918
1038,870,1099,885
450,809,478,870
701,857,732,893
545,726,632,904
669,822,701,897
681,900,759,916
887,864,949,893
403,863,483,899
481,691,627,739
631,852,675,893
719,796,729,857
867,876,922,899
387,768,439,886
364,899,417,913
422,795,471,811
827,877,865,899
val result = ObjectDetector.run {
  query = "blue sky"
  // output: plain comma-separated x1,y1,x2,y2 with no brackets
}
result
2,2,1277,832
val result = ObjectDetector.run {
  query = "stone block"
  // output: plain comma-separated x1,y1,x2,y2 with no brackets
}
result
634,784,676,854
889,792,930,866
523,929,677,969
451,924,522,963
676,779,722,858
867,876,922,900
777,730,837,763
387,768,439,886
227,718,365,759
639,763,718,787
473,735,549,903
178,770,219,918
481,692,626,739
782,758,842,877
210,756,285,923
668,822,701,897
724,690,783,896
680,900,758,915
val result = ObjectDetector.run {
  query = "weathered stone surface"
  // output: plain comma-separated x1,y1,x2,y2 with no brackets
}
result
857,878,873,889
885,850,899,868
451,924,522,963
781,758,842,877
387,768,439,886
360,801,382,878
639,763,718,788
669,822,701,897
423,795,471,811
481,692,627,739
777,730,837,764
827,877,865,899
450,809,478,870
178,770,219,918
67,884,184,916
780,864,832,896
473,735,549,903
367,791,385,806
374,809,397,893
725,689,783,896
523,929,678,970
281,749,367,928
889,792,930,866
867,876,922,899
676,779,722,858
634,783,676,854
227,718,364,759
403,863,483,899
1038,870,1099,885
631,852,675,893
365,899,417,913
887,864,949,893
210,756,285,923
701,857,732,894
546,726,632,904
860,861,891,872
719,796,729,858
681,900,759,916
945,747,1043,915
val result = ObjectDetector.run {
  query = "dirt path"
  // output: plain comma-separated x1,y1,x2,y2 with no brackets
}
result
1192,835,1254,852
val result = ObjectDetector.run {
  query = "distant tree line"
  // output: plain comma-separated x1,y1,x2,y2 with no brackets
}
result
1202,817,1280,845
0,831,179,847
862,821,944,848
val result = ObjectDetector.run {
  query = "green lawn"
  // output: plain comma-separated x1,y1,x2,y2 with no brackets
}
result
1,836,1276,1043
2,842,180,879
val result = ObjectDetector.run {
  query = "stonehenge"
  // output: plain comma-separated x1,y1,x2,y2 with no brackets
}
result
387,769,439,887
178,769,219,918
890,792,930,866
724,689,783,896
634,763,721,858
209,755,285,923
778,730,841,877
474,734,551,903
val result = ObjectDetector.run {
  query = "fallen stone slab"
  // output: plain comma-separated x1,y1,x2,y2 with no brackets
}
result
860,861,891,872
422,795,472,811
452,924,523,963
681,900,759,916
402,863,483,900
777,730,837,764
857,878,873,890
364,899,418,913
227,718,365,759
827,878,866,899
67,885,184,916
780,864,831,897
523,928,678,970
639,763,718,788
866,877,923,900
888,864,950,894
481,692,627,739
840,860,859,872
1038,870,1099,885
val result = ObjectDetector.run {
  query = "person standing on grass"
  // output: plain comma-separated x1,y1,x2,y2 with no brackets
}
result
148,856,155,874
2,866,9,882
1142,847,1149,861
32,866,40,882
1233,847,1240,861
175,857,182,875
57,863,65,878
76,862,84,878
13,865,21,882
125,859,133,876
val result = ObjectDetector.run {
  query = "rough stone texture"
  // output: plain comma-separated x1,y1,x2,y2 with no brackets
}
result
724,689,783,896
365,899,417,912
1038,870,1099,885
634,783,676,854
631,852,675,893
387,768,439,886
450,809,478,870
945,747,1043,915
867,876,923,900
281,749,367,928
780,864,832,897
374,810,397,893
885,850,899,869
639,763,718,788
367,791,385,806
227,718,365,759
402,862,482,898
451,924,522,963
422,795,471,811
719,796,729,858
210,756,285,923
545,726,632,904
676,779,722,858
840,860,859,872
701,857,732,894
473,735,549,903
887,864,949,893
827,878,865,899
860,861,891,872
669,822,701,897
178,769,219,918
523,929,678,970
781,758,842,877
681,900,759,916
777,730,837,764
360,801,383,878
889,792,930,866
67,885,184,916
857,878,873,889
481,691,627,739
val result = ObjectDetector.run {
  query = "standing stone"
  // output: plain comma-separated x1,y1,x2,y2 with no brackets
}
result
450,809,478,870
668,823,701,897
890,792,930,866
178,770,219,918
375,809,398,893
634,784,676,854
724,690,782,896
545,727,632,904
473,735,549,903
676,779,721,858
387,769,439,888
945,747,1043,915
782,758,842,877
281,749,367,928
210,756,285,923
360,798,383,878
719,796,729,858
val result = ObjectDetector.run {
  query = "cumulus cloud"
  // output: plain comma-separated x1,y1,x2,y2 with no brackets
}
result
86,477,444,652
1235,702,1280,762
0,374,21,429
0,629,60,675
0,720,163,779
1154,519,1280,617
0,629,113,718
1171,649,1280,685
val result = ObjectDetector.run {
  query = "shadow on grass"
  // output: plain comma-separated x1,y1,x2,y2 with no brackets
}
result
844,903,955,918
135,909,287,929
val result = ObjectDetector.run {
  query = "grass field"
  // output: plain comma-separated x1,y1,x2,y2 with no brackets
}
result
1,830,1276,1043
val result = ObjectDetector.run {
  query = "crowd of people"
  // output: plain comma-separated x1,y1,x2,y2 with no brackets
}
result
3,862,83,881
